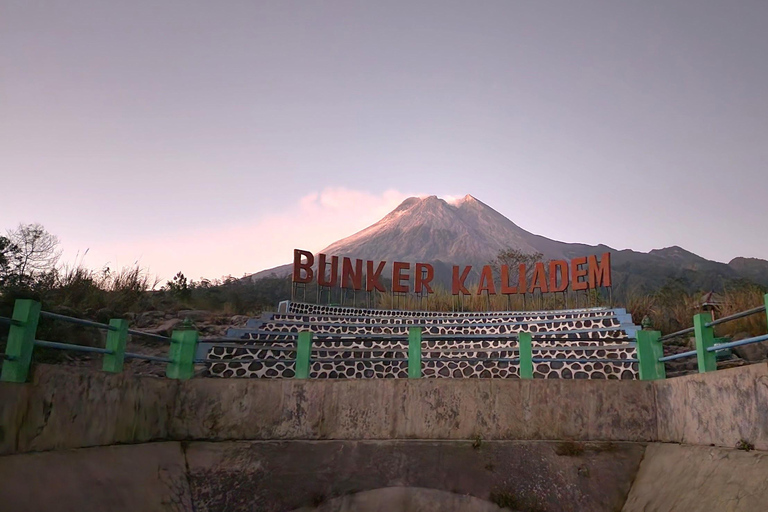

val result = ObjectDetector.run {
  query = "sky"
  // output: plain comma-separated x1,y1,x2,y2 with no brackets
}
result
2,1,767,283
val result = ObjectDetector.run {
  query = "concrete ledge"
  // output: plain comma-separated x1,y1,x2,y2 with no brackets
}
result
655,362,768,450
173,378,657,442
623,443,768,512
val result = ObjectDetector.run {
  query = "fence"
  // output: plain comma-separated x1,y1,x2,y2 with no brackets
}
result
2,295,767,382
0,299,197,383
635,293,768,380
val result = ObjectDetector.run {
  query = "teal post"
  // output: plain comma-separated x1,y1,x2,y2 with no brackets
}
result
295,331,312,379
764,293,768,324
1,299,41,383
518,332,533,379
636,330,665,380
693,313,717,373
408,327,422,379
102,318,129,373
166,327,199,380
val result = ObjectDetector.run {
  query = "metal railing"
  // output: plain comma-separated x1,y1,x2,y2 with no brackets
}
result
1,299,198,383
636,293,768,380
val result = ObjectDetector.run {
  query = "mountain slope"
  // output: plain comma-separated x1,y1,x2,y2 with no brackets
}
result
248,194,767,294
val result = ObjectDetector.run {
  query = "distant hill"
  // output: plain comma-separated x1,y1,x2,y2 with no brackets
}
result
248,195,767,296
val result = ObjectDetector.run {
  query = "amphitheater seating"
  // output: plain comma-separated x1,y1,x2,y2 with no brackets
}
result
201,302,640,380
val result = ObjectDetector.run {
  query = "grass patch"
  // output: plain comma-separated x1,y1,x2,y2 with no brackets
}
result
489,490,545,512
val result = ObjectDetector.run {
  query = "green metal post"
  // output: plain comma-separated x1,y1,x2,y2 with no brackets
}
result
102,318,129,373
636,330,665,380
693,313,717,373
1,299,41,383
408,327,422,379
518,332,533,379
764,293,768,324
295,331,312,379
166,327,199,380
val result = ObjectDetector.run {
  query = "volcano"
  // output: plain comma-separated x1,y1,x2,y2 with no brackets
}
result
249,194,768,294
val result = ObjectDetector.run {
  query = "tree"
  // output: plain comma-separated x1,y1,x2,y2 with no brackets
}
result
166,271,191,299
490,248,544,283
1,224,61,288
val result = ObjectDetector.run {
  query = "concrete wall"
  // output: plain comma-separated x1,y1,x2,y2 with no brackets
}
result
174,377,657,443
0,442,191,512
623,443,768,512
655,362,768,450
0,440,645,512
0,365,179,455
2,362,768,456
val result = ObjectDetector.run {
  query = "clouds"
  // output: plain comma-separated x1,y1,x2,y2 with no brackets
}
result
59,187,412,283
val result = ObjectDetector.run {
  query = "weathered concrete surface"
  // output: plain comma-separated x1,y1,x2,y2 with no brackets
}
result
185,440,645,512
3,365,180,453
0,381,30,455
655,362,768,450
623,443,768,512
0,442,191,512
291,487,508,512
173,378,657,442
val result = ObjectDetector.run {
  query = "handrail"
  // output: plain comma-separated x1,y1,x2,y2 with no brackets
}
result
658,349,697,362
262,314,628,330
659,327,695,342
706,305,766,328
126,328,172,343
39,311,118,331
240,326,631,340
124,352,171,363
706,333,768,352
34,339,114,355
532,357,638,363
0,316,21,327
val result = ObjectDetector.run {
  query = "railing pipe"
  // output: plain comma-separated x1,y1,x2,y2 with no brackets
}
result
659,327,695,342
706,305,766,328
124,352,171,363
706,333,768,352
126,329,172,343
33,339,114,355
39,311,117,331
658,349,698,362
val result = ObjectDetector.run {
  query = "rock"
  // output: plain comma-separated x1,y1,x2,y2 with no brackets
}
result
229,315,250,326
143,318,182,337
177,310,212,321
136,311,166,328
732,332,768,362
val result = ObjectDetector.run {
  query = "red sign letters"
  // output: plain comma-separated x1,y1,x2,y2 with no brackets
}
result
292,249,611,295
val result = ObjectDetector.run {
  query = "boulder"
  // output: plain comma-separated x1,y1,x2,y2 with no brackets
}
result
731,332,768,362
176,310,213,321
142,318,183,337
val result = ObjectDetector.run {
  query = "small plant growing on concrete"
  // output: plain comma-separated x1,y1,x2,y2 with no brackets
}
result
472,434,483,449
555,440,585,456
489,490,545,512
736,439,755,452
